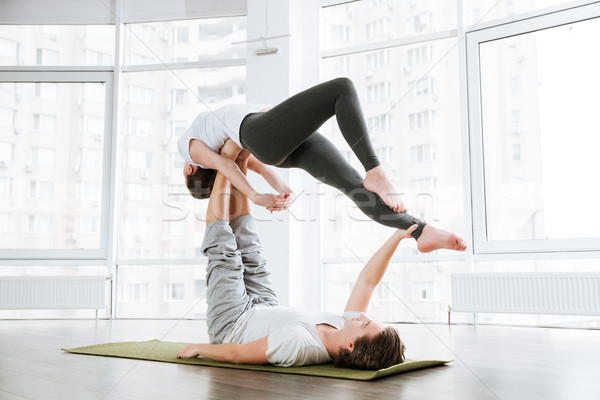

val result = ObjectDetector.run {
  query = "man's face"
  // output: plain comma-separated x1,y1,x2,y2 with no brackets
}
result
341,313,384,349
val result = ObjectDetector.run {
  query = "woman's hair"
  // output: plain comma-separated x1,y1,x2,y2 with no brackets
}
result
185,166,217,199
332,326,406,370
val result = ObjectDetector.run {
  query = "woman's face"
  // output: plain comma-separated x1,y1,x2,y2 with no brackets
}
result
182,162,197,177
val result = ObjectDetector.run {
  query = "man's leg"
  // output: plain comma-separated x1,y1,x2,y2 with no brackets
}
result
229,150,278,306
202,142,250,344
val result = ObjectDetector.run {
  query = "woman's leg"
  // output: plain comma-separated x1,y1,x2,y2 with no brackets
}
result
241,77,376,168
278,133,467,251
240,78,403,212
277,132,425,238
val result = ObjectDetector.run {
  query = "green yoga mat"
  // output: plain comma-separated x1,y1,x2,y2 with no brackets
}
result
63,339,451,381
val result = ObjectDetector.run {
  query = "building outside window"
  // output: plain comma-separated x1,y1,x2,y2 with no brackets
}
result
164,283,184,301
29,181,54,199
32,114,57,133
30,147,55,166
80,147,102,167
34,82,58,99
35,48,59,65
126,150,152,168
410,143,437,163
27,215,52,233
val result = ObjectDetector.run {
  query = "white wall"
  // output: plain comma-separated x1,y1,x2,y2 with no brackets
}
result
246,0,322,308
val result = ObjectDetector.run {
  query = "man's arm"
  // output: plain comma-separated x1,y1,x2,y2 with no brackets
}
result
344,225,417,313
177,336,269,364
247,155,294,196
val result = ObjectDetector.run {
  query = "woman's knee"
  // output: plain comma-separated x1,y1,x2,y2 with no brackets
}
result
330,77,356,93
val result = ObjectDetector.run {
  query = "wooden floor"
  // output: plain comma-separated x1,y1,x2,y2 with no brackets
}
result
0,319,598,400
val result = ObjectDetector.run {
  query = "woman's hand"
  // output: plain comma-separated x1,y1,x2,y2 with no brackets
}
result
252,193,290,211
278,186,295,199
177,344,200,359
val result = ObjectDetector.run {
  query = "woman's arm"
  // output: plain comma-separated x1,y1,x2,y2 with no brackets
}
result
247,155,294,195
344,224,417,313
189,139,288,210
177,336,269,364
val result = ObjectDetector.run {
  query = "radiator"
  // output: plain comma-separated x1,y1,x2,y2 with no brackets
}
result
0,276,105,310
451,272,600,315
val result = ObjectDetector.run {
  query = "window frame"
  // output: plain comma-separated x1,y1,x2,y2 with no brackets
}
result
0,70,114,260
466,1,600,254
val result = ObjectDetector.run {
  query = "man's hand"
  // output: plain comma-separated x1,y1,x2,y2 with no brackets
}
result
177,344,200,359
394,224,418,240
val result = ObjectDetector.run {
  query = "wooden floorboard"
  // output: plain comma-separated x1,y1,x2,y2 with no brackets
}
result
0,320,598,400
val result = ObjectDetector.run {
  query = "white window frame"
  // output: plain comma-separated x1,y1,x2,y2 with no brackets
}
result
0,70,113,260
466,2,600,254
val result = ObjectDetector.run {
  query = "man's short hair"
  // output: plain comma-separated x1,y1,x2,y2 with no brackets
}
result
332,326,406,370
185,167,217,199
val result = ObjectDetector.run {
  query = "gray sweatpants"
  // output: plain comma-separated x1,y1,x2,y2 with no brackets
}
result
202,215,279,344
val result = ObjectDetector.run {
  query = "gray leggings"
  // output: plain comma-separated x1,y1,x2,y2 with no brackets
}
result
240,78,426,239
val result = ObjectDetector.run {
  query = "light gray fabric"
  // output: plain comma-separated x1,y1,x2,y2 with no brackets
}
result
178,104,270,168
224,305,345,367
202,215,278,344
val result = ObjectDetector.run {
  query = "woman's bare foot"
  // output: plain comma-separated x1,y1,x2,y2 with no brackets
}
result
363,166,406,213
416,225,467,253
219,139,242,160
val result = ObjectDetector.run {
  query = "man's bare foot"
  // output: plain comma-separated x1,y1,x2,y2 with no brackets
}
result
219,139,242,160
416,225,467,253
363,166,406,213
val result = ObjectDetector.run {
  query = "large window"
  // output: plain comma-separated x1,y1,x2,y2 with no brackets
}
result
0,4,247,318
119,65,245,261
0,77,110,258
320,39,462,259
320,2,464,324
124,18,246,65
321,0,600,327
468,4,600,253
0,25,114,66
116,265,206,318
320,0,457,52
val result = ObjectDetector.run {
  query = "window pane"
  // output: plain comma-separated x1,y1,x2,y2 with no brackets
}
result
0,25,114,66
463,0,575,26
321,39,463,258
0,82,106,250
479,18,600,241
124,17,246,65
119,66,246,259
117,265,207,318
323,261,468,323
320,0,457,52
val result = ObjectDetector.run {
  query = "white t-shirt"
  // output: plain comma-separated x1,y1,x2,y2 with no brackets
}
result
223,305,361,367
177,104,270,168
